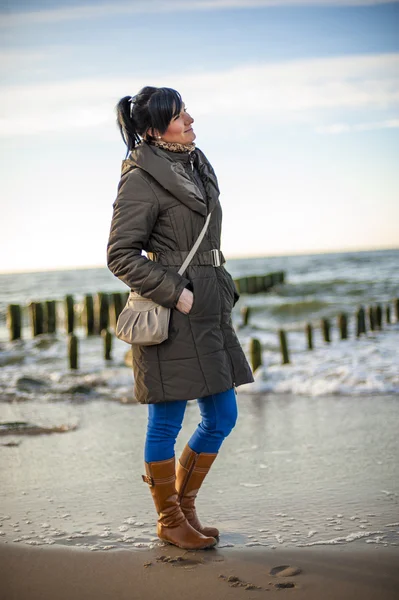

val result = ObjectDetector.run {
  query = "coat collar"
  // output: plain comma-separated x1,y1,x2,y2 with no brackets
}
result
121,141,219,217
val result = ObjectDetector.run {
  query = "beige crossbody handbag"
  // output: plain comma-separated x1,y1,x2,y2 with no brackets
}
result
115,212,212,345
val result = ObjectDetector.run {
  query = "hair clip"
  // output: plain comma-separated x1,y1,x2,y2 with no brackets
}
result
128,96,135,118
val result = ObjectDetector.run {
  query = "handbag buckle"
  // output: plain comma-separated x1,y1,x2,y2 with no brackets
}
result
211,249,221,267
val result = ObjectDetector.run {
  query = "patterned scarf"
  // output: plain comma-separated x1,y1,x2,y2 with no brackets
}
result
150,139,196,153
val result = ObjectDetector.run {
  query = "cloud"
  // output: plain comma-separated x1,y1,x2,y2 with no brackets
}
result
1,52,398,136
0,49,47,69
1,0,398,27
316,118,399,133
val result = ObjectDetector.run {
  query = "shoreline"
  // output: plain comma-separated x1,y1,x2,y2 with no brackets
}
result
2,541,399,600
1,392,399,551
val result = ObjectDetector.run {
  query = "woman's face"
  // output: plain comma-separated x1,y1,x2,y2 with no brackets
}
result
157,102,196,145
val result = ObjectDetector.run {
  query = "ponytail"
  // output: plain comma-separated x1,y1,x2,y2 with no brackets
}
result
116,96,141,156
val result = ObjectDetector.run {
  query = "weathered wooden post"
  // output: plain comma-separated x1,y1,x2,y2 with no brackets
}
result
7,304,22,341
321,318,331,343
367,305,375,331
44,300,57,334
238,278,248,294
65,295,75,334
306,323,313,350
247,276,257,295
279,271,285,284
263,274,273,292
271,272,282,287
375,304,382,330
395,298,399,322
102,328,112,361
95,292,109,334
338,313,348,340
240,306,251,327
249,337,262,372
67,333,78,369
83,294,95,336
386,304,391,325
279,329,290,364
110,292,124,330
256,276,264,294
233,279,241,294
356,307,366,337
29,301,44,337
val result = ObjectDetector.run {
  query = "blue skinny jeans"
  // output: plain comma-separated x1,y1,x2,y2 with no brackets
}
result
144,387,238,462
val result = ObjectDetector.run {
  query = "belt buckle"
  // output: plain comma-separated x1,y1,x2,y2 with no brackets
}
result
211,249,221,267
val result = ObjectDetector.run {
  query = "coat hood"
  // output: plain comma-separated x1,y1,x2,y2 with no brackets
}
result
121,141,219,217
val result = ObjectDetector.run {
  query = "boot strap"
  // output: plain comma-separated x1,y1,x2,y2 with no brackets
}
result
142,474,176,487
142,474,154,487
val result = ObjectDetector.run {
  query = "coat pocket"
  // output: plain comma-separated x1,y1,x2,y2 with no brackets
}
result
223,270,240,307
187,292,196,315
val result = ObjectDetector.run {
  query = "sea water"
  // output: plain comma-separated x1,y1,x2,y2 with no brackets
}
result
0,248,398,400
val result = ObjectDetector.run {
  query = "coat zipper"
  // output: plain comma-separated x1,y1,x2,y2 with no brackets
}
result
178,453,199,500
187,153,236,391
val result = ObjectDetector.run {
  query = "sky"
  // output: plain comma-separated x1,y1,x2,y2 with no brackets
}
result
1,0,398,273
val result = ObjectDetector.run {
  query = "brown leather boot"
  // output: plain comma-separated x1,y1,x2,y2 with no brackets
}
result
176,444,219,539
142,457,217,550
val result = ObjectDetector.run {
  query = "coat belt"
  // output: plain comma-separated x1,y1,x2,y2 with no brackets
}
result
148,249,225,268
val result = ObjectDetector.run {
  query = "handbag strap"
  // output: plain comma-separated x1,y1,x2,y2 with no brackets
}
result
177,212,212,276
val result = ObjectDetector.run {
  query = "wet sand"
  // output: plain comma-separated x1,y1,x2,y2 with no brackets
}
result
2,540,399,600
1,392,398,551
2,391,399,597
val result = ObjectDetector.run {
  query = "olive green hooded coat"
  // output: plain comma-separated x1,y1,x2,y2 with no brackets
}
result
107,141,254,403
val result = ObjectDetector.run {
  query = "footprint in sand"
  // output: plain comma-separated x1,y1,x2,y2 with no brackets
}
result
156,555,203,568
270,565,302,577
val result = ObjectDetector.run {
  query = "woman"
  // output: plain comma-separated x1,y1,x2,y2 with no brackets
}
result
107,86,254,550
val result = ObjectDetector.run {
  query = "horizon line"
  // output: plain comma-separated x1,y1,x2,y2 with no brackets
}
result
1,244,398,276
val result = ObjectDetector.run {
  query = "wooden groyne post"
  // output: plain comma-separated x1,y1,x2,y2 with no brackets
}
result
44,300,57,334
67,333,78,369
247,276,257,295
95,292,109,335
65,295,74,334
83,294,95,336
306,323,313,350
232,271,285,296
279,329,290,364
7,304,22,341
102,328,112,360
338,313,348,340
110,292,126,330
356,307,366,336
240,306,251,327
321,318,331,343
249,337,262,372
375,304,382,330
29,301,44,337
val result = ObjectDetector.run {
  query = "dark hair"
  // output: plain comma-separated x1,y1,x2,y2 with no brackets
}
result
116,86,183,156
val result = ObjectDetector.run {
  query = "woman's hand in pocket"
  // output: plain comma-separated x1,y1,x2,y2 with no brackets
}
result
176,288,194,314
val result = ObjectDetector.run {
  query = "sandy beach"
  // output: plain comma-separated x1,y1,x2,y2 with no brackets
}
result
2,540,399,600
2,391,399,545
1,389,399,598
